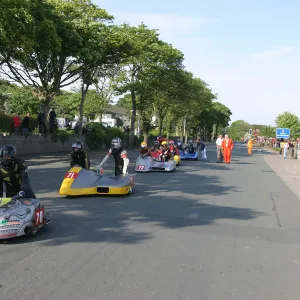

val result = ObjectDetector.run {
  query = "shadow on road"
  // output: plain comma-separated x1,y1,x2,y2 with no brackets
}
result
2,156,265,246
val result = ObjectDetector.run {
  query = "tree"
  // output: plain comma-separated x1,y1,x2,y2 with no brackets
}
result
4,85,41,115
54,90,109,120
275,111,300,137
117,24,175,147
229,120,250,140
0,0,113,116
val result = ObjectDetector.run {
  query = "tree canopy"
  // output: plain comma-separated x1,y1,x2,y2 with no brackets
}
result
0,0,233,145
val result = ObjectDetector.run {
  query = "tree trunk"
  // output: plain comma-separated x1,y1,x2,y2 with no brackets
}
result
129,90,136,148
143,132,148,144
79,82,90,136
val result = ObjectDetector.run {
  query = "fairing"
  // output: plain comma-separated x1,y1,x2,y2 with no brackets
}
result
59,166,134,196
135,156,176,172
0,197,49,240
179,150,199,160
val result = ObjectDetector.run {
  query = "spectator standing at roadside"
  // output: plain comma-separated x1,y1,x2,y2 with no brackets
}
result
197,138,207,160
12,113,21,134
22,112,30,136
283,140,289,159
38,110,47,134
49,108,57,133
216,134,224,163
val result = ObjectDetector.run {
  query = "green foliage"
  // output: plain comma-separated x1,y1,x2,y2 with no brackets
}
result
115,94,132,111
275,112,300,137
54,89,108,119
84,122,105,149
5,85,41,115
0,0,233,142
0,112,38,133
229,120,250,140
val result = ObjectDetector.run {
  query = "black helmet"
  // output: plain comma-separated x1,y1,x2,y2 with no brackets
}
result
72,140,83,152
0,145,17,167
111,137,122,149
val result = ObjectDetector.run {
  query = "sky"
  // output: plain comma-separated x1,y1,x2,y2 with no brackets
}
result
94,0,300,125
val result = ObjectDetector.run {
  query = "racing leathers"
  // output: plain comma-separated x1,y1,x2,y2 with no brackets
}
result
70,149,90,169
98,148,129,176
0,158,36,198
151,141,160,152
168,144,179,159
140,147,151,157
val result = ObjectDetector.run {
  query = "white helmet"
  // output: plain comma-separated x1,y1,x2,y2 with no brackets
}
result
111,137,122,149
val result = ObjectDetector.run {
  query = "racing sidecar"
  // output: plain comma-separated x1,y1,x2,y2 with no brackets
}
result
151,151,180,165
0,192,51,240
179,150,199,160
59,166,134,196
135,156,176,172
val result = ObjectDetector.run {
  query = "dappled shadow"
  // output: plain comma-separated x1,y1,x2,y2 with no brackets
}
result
2,152,265,246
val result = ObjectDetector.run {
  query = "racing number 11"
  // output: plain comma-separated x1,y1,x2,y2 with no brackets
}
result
35,207,44,226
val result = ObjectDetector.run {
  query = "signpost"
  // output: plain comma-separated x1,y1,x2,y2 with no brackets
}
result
276,128,290,139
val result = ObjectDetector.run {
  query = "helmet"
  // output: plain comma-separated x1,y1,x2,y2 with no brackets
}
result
161,141,167,146
0,145,17,167
169,139,174,146
141,142,147,148
72,140,83,151
177,142,182,147
154,140,159,146
111,137,122,149
188,140,193,144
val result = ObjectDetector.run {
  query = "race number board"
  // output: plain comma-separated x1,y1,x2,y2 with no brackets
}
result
35,207,45,226
64,171,79,179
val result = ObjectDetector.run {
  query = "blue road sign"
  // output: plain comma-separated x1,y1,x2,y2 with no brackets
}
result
276,128,290,139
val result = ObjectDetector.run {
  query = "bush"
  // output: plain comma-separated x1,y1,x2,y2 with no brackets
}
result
84,122,105,149
104,127,125,148
0,113,38,133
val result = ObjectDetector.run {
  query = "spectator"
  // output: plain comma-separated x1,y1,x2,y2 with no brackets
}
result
283,140,289,159
22,112,30,136
12,113,21,134
197,138,207,161
216,134,224,163
49,108,57,133
38,110,47,134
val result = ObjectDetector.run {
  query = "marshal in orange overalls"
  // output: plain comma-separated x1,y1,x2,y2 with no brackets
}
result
222,136,234,163
247,139,253,155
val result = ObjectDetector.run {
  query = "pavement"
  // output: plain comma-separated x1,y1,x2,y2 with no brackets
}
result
1,144,300,299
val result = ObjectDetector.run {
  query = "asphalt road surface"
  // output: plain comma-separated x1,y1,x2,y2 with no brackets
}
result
1,144,300,300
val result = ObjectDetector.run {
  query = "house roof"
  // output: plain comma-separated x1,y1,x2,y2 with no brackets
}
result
105,106,129,115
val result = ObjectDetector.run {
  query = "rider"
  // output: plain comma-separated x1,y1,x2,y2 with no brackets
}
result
184,140,196,153
97,137,129,176
140,142,151,157
0,145,36,198
168,139,179,159
70,140,90,169
151,140,160,152
160,141,171,161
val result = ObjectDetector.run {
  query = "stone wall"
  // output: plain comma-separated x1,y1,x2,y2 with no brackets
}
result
0,135,84,155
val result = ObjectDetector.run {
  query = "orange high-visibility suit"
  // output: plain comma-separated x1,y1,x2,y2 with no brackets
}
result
222,138,234,163
247,139,253,155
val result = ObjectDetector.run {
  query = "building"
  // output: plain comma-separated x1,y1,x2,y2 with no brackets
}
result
94,106,131,128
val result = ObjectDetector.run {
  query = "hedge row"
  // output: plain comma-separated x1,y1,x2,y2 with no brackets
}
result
84,122,143,149
0,113,38,132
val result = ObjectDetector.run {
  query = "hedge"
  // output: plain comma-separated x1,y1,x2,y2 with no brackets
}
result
0,112,38,133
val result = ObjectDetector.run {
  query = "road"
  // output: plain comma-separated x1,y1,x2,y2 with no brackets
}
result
1,144,300,300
